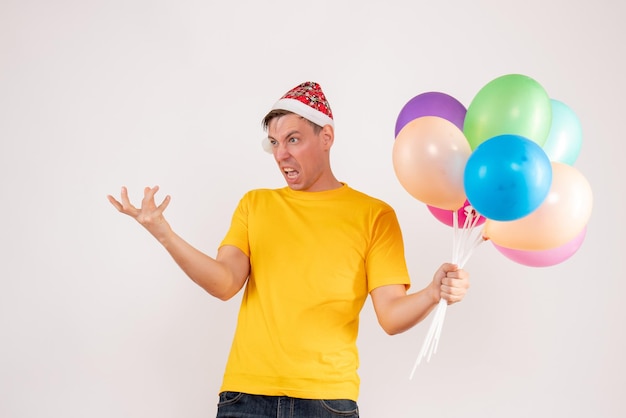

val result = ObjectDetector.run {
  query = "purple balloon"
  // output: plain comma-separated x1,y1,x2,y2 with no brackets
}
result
395,92,467,136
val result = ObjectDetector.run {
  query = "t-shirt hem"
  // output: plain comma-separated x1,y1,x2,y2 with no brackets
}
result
220,379,358,401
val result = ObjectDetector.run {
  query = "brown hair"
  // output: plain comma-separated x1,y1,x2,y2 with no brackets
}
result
261,109,323,134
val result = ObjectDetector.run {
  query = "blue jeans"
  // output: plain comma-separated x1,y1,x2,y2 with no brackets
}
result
216,392,359,418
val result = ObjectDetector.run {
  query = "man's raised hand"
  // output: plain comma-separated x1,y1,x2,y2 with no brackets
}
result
107,186,172,240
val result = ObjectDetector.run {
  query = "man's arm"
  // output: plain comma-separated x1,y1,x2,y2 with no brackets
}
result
157,231,249,301
107,185,250,300
370,263,469,335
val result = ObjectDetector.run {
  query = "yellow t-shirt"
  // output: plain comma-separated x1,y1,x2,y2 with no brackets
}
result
219,184,410,401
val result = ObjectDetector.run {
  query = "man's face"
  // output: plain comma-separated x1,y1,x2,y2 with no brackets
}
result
267,114,331,192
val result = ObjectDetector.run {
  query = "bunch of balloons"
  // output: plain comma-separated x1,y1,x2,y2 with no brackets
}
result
392,74,593,268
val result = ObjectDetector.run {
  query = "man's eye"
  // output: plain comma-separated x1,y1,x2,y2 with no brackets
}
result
288,137,299,143
270,139,278,146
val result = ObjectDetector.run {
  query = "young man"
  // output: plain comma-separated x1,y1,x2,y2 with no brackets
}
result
108,81,470,418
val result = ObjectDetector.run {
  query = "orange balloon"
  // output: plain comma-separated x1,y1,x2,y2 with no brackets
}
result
392,116,471,210
483,162,593,250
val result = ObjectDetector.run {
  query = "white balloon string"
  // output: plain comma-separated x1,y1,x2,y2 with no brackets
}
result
460,228,486,267
452,210,460,263
470,209,482,229
456,212,473,263
431,301,448,357
409,207,485,379
428,301,446,360
409,298,446,379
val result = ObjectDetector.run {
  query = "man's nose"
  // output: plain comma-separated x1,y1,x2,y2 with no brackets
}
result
274,143,290,160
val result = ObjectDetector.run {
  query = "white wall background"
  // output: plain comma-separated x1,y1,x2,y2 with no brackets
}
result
1,0,624,417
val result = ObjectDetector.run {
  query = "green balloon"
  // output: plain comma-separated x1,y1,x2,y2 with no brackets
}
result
464,74,552,150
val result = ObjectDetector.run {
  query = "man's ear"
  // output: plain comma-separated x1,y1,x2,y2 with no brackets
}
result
320,124,334,149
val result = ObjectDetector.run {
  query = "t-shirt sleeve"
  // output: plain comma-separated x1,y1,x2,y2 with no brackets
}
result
219,193,251,257
366,207,411,292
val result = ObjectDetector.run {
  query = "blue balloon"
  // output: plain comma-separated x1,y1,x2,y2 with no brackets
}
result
464,134,552,221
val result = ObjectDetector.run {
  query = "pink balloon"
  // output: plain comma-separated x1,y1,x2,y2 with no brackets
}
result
492,226,587,267
427,200,486,228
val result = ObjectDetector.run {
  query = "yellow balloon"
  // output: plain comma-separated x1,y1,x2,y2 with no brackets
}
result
483,162,593,250
392,116,471,210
